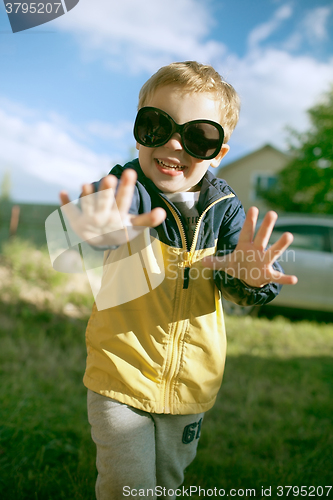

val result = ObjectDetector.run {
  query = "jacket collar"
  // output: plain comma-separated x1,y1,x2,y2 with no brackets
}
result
125,158,229,212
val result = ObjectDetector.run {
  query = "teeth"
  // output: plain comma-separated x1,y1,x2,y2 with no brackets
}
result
157,159,185,171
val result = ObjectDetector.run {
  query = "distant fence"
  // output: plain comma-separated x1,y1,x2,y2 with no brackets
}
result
0,201,60,248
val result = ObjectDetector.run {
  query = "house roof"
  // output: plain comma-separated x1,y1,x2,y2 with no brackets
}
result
217,143,290,176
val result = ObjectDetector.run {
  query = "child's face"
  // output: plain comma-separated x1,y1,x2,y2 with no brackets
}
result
136,85,229,193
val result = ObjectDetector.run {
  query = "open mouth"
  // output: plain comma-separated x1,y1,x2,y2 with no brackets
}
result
156,159,185,171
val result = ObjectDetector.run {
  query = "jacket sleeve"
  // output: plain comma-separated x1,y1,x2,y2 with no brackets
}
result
213,198,283,306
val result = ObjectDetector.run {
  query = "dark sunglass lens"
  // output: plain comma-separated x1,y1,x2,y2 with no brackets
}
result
184,123,221,158
136,110,172,147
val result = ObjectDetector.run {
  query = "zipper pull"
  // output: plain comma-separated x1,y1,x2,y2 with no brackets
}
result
183,251,191,289
183,267,190,289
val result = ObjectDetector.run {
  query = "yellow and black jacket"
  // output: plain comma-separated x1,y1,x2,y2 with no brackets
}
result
83,160,281,415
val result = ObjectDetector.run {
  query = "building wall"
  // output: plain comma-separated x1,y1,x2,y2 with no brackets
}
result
217,145,289,213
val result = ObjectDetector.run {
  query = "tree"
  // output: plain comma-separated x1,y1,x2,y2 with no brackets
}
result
262,86,333,214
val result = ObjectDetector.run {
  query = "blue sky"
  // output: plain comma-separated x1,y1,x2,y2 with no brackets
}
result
1,0,333,203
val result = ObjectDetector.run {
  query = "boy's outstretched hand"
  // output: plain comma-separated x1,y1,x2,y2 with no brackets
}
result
202,207,298,288
59,169,166,247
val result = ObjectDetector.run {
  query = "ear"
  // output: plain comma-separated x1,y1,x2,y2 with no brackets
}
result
136,142,140,151
210,144,230,168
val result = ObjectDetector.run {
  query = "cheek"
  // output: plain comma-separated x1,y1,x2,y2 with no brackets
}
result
138,149,155,176
138,146,154,161
188,161,210,176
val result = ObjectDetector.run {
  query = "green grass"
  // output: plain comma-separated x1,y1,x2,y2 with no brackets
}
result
184,316,333,498
0,300,94,500
0,239,332,499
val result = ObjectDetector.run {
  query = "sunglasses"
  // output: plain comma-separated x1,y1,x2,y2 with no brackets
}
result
134,106,224,160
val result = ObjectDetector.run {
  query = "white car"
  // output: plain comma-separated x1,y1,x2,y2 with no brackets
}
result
222,215,333,316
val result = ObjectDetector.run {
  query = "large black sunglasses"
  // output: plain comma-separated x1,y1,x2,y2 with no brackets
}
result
134,107,224,160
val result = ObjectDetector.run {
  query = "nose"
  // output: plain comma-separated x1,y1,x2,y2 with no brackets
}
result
165,133,183,151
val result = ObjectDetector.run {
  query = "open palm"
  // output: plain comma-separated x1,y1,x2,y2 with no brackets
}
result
59,169,166,247
202,207,298,288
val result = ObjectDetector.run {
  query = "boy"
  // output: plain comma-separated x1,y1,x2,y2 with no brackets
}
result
60,61,297,499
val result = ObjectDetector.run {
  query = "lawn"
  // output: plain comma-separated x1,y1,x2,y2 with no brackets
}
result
0,239,332,499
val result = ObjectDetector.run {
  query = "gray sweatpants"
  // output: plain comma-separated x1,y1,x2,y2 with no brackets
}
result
87,389,204,499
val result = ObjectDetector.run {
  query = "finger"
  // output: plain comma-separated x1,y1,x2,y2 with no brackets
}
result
99,174,118,191
59,191,70,206
238,206,259,245
60,197,82,228
95,175,118,215
265,231,294,265
114,169,138,215
80,183,96,218
131,207,167,228
254,210,278,251
269,268,298,286
81,183,94,197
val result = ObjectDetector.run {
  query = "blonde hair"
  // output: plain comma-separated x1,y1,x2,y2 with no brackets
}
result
138,61,240,143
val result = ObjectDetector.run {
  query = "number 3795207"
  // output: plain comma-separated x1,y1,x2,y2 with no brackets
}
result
5,3,62,14
277,485,332,497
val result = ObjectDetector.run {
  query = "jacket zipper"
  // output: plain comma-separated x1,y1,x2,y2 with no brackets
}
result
161,193,235,286
160,196,189,285
160,192,235,412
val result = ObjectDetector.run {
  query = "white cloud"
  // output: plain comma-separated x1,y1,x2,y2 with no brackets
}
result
54,0,227,72
0,103,116,201
302,6,332,42
2,1,333,201
247,4,293,51
283,6,333,51
54,0,333,154
223,48,333,151
87,120,133,141
218,5,333,152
